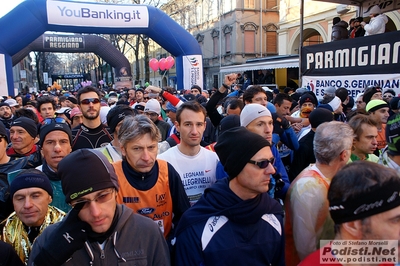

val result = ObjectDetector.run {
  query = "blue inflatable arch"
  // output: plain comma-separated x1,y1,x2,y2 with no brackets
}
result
0,0,203,95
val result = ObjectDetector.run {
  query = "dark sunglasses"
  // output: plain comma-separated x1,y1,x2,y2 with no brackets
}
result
143,97,150,100
43,117,67,125
81,98,100,105
248,158,275,169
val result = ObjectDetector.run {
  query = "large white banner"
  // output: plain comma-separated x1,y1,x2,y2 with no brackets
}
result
182,55,203,90
47,1,149,28
302,73,400,99
0,54,8,96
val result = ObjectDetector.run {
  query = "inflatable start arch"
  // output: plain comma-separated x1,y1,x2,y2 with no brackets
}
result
0,0,203,95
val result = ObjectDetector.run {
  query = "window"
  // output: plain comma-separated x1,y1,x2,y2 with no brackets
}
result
244,0,255,9
223,25,233,54
241,23,258,54
303,35,323,46
213,75,219,88
211,29,219,57
244,31,255,53
264,24,278,54
266,0,277,9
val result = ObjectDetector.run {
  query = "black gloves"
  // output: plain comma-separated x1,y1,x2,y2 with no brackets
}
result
33,203,90,266
272,113,291,136
276,115,291,129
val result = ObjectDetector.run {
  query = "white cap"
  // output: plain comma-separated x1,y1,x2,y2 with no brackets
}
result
240,103,271,127
144,99,161,115
55,107,71,114
5,98,19,107
328,96,342,111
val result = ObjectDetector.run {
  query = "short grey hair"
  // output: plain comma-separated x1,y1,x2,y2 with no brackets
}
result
118,115,161,148
314,121,354,165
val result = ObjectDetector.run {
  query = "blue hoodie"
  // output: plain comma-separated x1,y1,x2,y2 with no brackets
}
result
174,178,285,266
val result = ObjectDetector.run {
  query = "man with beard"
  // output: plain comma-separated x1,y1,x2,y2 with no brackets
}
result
0,102,14,129
71,86,113,151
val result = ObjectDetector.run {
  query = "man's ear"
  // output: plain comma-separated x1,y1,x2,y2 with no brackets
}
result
342,220,363,239
174,121,180,132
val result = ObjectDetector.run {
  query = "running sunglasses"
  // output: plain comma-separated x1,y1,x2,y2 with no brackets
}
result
80,98,100,105
43,117,67,125
248,158,275,169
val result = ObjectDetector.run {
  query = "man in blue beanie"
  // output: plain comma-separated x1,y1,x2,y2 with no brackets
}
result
0,169,65,264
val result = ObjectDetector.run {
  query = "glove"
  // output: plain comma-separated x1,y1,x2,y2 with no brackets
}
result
34,203,90,266
273,113,291,136
277,115,291,130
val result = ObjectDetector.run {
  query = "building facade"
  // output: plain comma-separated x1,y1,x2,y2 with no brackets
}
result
134,0,400,90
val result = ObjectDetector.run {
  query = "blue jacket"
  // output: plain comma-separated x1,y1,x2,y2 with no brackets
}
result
174,178,285,266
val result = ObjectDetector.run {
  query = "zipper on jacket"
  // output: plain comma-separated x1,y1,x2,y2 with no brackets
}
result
142,175,144,181
98,242,106,259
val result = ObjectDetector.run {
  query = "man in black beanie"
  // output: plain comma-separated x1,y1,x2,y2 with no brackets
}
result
29,149,170,266
36,119,73,212
174,127,285,266
7,117,40,159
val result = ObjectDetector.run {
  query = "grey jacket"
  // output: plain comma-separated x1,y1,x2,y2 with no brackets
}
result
28,204,170,265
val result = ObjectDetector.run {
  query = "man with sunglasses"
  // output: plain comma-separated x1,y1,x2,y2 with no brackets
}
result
174,127,285,265
284,121,354,266
36,118,73,212
240,103,290,200
71,86,113,151
29,149,170,266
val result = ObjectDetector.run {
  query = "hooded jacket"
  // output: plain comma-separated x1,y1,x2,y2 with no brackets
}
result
28,204,170,265
331,21,349,41
364,14,388,36
174,178,285,266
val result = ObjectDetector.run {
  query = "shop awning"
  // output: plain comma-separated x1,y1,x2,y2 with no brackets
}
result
220,56,299,73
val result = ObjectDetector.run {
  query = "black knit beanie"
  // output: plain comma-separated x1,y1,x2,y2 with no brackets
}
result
215,127,271,179
58,149,119,203
10,117,37,138
309,108,334,128
39,122,72,146
107,105,135,134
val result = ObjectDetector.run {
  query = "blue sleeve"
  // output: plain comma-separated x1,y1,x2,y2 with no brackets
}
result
174,225,204,266
271,146,290,200
215,161,229,180
272,133,280,146
227,90,239,97
280,127,299,151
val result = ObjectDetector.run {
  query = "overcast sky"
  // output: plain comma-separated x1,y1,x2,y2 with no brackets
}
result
0,1,23,18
